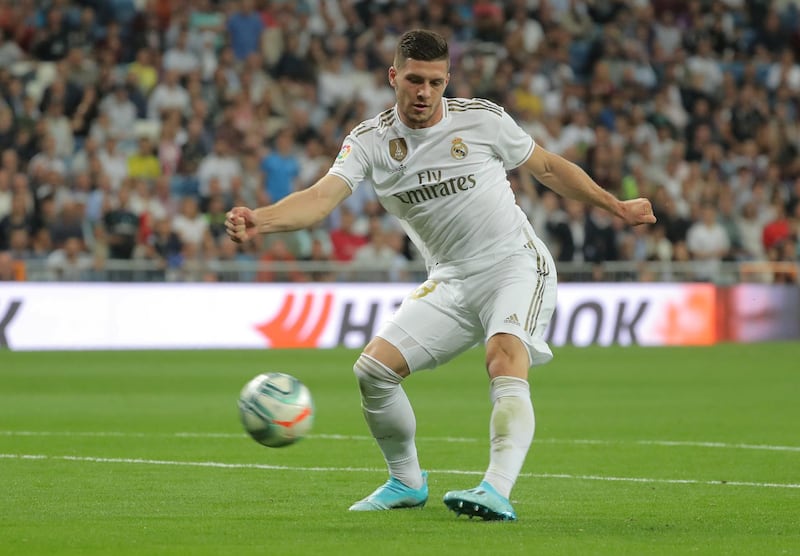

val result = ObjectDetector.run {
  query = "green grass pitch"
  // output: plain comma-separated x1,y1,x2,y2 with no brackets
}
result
1,343,798,555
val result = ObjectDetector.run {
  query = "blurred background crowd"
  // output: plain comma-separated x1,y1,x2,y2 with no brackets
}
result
0,0,799,284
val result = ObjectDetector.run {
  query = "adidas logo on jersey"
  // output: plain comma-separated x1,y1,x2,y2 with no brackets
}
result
503,313,520,326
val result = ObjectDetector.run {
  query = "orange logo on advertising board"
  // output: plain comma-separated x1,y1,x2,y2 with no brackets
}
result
254,293,334,348
656,285,717,345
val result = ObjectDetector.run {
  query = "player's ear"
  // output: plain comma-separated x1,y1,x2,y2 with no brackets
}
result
388,66,397,88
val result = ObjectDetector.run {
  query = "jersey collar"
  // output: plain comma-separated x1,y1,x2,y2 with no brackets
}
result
393,100,450,133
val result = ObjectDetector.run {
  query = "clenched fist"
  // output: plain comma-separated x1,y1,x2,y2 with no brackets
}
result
225,207,258,243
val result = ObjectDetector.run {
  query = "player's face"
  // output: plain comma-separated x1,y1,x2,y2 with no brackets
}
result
389,59,449,129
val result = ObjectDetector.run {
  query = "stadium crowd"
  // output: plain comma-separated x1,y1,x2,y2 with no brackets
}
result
0,0,799,284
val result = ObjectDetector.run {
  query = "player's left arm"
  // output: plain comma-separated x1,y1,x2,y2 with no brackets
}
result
522,145,656,227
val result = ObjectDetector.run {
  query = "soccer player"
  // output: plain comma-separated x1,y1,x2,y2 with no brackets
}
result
226,29,656,521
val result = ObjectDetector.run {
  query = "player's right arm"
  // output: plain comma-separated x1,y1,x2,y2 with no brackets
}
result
225,174,351,243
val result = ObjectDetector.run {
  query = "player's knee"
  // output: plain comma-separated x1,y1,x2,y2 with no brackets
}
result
486,333,529,379
353,354,403,392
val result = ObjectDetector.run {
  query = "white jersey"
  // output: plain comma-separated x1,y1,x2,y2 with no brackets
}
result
328,97,538,279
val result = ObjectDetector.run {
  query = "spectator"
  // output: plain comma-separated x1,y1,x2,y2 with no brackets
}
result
216,233,258,282
272,32,316,84
762,200,792,253
259,129,299,205
189,0,226,53
210,235,244,282
197,138,241,200
256,237,307,283
46,235,92,281
63,46,99,90
686,203,731,281
142,217,184,281
95,20,126,65
769,236,799,284
178,117,211,177
70,135,100,177
305,237,336,283
296,136,330,190
39,76,82,117
504,5,545,62
103,184,139,264
237,151,263,207
87,110,114,145
330,206,368,263
147,69,190,120
0,249,15,280
766,47,800,93
0,193,33,250
736,201,766,261
2,149,20,175
717,192,745,259
0,106,16,152
28,228,53,262
66,6,104,53
226,0,264,61
204,193,228,240
352,223,410,282
43,102,74,159
583,206,618,264
171,195,210,251
163,27,200,77
560,110,596,158
99,84,138,141
98,137,129,190
49,198,85,248
7,227,31,260
32,7,70,61
70,85,100,141
0,168,11,220
28,135,67,179
129,177,165,241
127,136,161,180
150,175,178,220
0,29,25,67
128,48,159,96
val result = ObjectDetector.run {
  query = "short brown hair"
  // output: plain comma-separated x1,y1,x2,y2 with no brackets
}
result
394,29,449,69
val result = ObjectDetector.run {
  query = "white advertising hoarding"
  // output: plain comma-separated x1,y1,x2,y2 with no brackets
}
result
0,283,717,351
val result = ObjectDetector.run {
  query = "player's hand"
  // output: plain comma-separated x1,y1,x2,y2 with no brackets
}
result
225,206,258,243
620,198,657,227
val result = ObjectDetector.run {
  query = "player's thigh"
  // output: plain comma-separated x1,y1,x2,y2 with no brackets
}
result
375,280,481,373
475,248,557,368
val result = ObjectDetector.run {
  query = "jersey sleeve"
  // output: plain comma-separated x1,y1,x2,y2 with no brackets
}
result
493,109,536,170
327,135,370,192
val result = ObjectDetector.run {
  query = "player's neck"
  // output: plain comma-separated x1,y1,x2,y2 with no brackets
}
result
396,104,445,130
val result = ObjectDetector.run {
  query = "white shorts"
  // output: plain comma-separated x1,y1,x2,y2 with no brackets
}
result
377,239,557,372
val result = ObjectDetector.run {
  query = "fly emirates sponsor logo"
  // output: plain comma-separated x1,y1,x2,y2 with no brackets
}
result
392,169,477,205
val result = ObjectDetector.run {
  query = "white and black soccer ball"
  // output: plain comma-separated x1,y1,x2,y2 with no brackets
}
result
238,372,314,448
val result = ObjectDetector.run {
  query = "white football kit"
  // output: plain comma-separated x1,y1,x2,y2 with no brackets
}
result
328,98,557,371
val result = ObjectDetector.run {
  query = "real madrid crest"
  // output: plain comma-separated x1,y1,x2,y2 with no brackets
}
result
389,138,408,162
451,137,468,160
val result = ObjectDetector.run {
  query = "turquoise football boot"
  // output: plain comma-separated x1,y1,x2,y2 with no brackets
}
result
349,471,428,511
442,480,517,521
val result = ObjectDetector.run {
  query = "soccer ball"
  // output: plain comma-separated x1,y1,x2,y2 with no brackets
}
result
238,372,314,448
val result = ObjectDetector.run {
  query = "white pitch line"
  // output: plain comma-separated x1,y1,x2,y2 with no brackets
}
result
2,430,800,453
538,438,800,453
1,453,798,490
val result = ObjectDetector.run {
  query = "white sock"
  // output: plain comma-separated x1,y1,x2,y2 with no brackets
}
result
353,354,423,489
483,376,535,499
